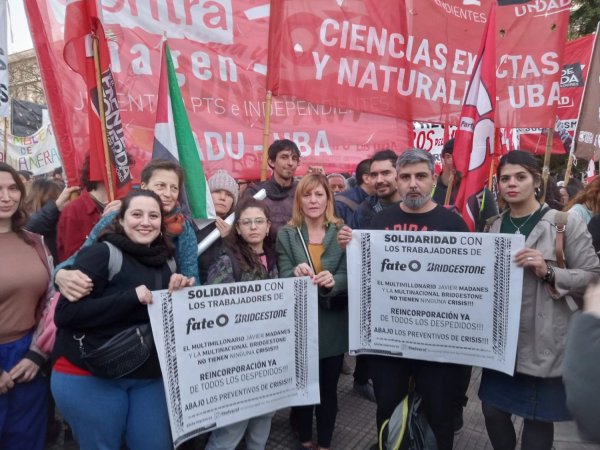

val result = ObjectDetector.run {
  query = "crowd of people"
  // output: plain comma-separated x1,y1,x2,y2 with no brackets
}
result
1,138,600,450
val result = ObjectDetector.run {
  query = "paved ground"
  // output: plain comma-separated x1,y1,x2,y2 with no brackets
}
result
47,366,600,450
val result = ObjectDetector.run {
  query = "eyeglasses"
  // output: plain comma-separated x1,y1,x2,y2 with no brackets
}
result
239,218,268,227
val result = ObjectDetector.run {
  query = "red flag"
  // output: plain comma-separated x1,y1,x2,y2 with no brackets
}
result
453,4,497,232
63,0,131,199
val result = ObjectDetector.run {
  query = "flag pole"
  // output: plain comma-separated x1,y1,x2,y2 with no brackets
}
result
261,90,272,181
2,117,7,162
563,152,574,187
444,173,454,206
92,34,115,202
540,128,554,203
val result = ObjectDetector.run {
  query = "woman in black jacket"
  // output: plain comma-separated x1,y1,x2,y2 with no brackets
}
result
51,189,193,450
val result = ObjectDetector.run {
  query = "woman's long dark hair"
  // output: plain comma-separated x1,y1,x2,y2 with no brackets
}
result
224,198,274,276
99,189,174,255
0,163,29,242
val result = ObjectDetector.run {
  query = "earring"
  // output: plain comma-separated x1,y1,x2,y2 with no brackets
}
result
535,187,541,197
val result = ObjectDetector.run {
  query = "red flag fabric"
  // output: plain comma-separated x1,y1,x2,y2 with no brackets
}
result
518,34,595,155
63,0,131,199
26,1,413,182
453,5,497,232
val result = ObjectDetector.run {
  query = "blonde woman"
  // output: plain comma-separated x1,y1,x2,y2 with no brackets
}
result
277,174,347,450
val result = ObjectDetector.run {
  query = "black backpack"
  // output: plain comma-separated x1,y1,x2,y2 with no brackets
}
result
379,391,438,450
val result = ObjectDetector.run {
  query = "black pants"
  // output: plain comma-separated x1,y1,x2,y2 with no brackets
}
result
368,355,464,450
294,354,343,448
482,402,554,450
454,365,472,410
353,355,369,384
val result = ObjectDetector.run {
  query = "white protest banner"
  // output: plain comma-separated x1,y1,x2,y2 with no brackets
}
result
0,124,63,175
148,277,320,447
347,230,524,375
0,0,7,117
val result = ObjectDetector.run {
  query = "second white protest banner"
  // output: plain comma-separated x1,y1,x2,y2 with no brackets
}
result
347,230,524,375
148,277,319,447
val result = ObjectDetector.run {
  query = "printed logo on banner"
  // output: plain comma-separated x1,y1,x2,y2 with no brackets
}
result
434,0,487,23
511,0,572,17
49,0,234,43
561,64,585,88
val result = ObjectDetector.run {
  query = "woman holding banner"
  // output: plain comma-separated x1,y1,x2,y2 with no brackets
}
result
51,189,193,450
0,163,55,450
479,151,600,450
203,197,277,450
277,173,348,450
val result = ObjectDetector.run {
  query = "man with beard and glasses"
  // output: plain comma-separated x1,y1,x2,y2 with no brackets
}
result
338,148,469,450
353,150,402,230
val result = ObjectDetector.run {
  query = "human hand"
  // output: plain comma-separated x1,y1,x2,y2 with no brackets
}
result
514,248,547,278
0,370,15,395
337,226,353,250
314,270,335,289
584,283,600,319
103,200,122,216
215,217,232,238
56,186,82,211
168,274,195,293
136,285,153,304
293,263,314,278
8,358,40,384
56,269,93,301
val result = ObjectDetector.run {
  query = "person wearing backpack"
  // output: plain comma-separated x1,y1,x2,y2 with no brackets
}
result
479,151,600,450
204,198,277,450
51,190,194,450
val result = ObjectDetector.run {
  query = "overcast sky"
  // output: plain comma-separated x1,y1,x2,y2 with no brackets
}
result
6,0,33,54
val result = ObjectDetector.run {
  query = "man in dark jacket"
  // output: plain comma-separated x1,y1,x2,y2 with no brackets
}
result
334,158,374,229
245,139,300,242
354,150,402,230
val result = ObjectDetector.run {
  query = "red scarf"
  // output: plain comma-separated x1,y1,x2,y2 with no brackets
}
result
164,212,185,237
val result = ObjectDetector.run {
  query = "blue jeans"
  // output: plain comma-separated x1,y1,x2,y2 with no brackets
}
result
0,334,48,450
51,371,171,450
205,412,274,450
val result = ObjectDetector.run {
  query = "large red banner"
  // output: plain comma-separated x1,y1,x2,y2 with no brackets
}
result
25,0,414,186
267,0,571,128
518,34,594,155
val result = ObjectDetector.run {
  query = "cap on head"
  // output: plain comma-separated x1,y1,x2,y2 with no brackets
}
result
208,170,239,205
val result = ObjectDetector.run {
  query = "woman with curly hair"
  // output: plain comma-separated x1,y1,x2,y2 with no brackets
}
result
204,197,277,450
565,176,600,224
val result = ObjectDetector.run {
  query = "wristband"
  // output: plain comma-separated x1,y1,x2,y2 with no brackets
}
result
542,265,555,285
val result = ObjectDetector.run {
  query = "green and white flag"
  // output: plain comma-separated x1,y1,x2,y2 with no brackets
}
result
152,40,215,222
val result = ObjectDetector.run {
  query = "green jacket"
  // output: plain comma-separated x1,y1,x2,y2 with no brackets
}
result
276,222,348,359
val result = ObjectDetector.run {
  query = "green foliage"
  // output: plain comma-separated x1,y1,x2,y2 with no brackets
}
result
569,0,600,39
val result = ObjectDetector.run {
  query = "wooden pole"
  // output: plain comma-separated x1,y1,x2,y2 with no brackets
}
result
540,128,554,204
563,153,575,187
260,91,273,181
92,35,115,201
2,117,7,163
444,173,454,206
